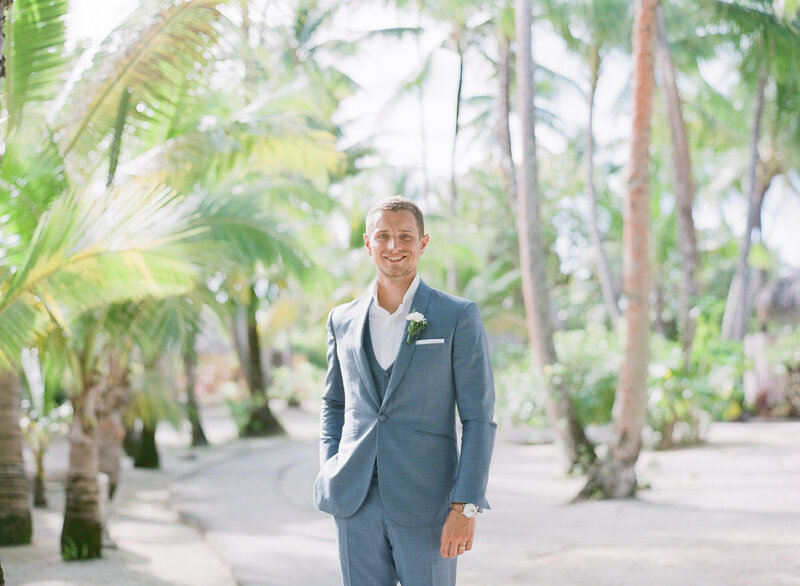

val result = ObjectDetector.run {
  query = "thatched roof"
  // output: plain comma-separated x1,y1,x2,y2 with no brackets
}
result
756,270,800,326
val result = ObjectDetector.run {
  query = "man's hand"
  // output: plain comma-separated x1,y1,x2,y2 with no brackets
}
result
439,507,476,558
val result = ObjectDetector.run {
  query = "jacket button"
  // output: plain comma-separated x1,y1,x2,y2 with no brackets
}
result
378,414,387,422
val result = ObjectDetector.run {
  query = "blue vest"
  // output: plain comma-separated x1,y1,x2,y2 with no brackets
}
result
364,318,393,403
364,318,394,480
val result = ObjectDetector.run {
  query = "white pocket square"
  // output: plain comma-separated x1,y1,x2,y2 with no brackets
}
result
416,338,445,345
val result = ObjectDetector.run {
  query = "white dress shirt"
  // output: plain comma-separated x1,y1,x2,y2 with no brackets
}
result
368,275,420,370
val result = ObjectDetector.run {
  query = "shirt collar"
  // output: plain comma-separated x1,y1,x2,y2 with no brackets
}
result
370,274,421,318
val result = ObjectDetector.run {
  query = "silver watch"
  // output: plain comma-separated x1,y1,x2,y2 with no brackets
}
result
460,503,479,519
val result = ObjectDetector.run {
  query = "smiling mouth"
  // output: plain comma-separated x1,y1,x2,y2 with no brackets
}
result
385,255,406,261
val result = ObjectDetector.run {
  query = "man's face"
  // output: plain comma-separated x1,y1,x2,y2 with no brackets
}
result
364,210,429,280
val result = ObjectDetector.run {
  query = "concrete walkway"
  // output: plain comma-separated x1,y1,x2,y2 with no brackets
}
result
2,404,800,585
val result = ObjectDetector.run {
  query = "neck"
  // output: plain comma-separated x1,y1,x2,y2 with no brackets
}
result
376,273,415,314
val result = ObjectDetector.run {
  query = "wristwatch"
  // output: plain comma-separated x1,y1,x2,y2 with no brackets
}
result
452,502,479,519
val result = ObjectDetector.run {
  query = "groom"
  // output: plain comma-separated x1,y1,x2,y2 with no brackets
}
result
313,196,496,585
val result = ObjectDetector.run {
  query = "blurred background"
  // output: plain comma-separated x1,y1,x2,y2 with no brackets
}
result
1,0,799,571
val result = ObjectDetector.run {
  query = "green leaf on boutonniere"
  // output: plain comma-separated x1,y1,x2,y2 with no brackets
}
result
406,309,428,344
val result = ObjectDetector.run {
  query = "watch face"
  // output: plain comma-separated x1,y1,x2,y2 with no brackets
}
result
463,504,479,518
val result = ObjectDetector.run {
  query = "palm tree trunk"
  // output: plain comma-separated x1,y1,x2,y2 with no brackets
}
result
585,45,620,327
448,33,465,293
97,377,129,500
184,341,208,447
497,30,517,208
0,370,32,545
241,285,283,437
656,6,698,361
133,424,160,469
0,1,15,111
580,0,657,499
416,12,430,198
61,382,103,559
515,0,595,470
721,67,768,341
33,447,47,507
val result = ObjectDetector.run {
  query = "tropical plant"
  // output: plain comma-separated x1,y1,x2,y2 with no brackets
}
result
19,347,71,506
515,0,596,471
543,0,632,327
579,0,658,500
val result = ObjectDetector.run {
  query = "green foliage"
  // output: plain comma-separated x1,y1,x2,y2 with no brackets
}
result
552,326,622,426
647,306,747,447
269,359,324,405
494,311,747,446
4,0,69,128
125,363,184,430
493,326,621,430
492,344,548,430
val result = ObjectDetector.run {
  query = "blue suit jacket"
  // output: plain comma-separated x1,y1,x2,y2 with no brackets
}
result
313,280,496,527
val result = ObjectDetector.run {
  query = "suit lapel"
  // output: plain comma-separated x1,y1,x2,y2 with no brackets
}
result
383,280,432,405
352,295,381,408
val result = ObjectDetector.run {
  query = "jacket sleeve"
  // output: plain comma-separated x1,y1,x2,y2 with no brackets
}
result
318,308,345,467
450,301,497,509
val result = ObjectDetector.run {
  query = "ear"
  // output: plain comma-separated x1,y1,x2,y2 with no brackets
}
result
419,233,429,255
363,233,372,256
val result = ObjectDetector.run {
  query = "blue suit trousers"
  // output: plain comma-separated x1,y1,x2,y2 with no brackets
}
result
334,479,457,586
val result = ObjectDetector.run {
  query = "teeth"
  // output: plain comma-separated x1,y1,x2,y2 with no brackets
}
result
386,256,403,260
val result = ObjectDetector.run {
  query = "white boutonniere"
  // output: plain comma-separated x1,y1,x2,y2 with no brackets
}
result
406,309,428,344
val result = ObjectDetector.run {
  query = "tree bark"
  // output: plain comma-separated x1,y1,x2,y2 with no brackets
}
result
61,381,103,559
97,369,129,500
656,6,698,361
585,45,621,327
496,31,517,208
0,0,16,104
515,0,595,470
133,424,160,469
0,370,32,545
241,285,284,437
721,67,768,341
448,31,466,293
183,339,208,447
580,0,657,499
32,447,47,507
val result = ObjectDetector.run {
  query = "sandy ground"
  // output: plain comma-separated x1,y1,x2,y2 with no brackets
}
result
2,404,799,586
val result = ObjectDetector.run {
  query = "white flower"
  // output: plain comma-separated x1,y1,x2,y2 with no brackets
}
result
407,311,425,323
406,309,428,344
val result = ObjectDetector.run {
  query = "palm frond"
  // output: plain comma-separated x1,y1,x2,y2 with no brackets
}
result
0,128,68,252
54,0,230,178
701,0,800,83
0,185,201,366
117,109,345,190
186,190,313,281
5,0,69,129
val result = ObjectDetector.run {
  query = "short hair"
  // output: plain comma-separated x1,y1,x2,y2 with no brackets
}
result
365,196,425,237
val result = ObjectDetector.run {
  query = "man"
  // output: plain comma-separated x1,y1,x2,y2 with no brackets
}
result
313,196,496,586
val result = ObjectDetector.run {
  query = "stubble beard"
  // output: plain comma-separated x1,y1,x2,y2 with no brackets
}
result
378,266,414,280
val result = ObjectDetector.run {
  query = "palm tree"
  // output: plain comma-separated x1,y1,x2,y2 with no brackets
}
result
515,0,596,470
0,370,30,546
713,0,800,340
580,0,658,499
0,0,70,544
544,0,632,327
655,3,700,360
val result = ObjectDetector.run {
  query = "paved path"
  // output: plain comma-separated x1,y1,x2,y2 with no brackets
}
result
170,410,800,586
4,404,799,585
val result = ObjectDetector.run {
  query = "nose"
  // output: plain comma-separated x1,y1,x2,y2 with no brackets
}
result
388,237,401,250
